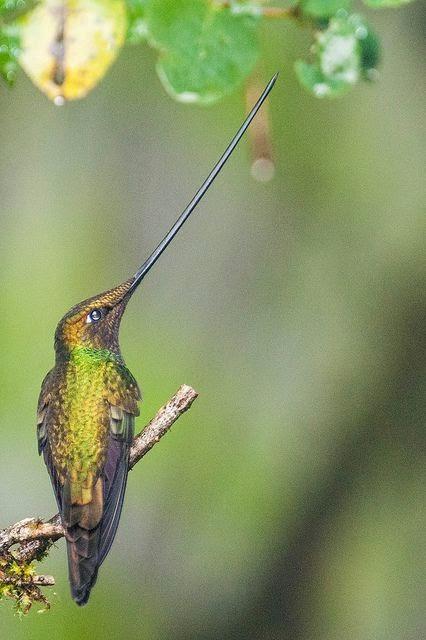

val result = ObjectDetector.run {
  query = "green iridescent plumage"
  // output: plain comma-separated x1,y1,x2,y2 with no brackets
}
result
37,280,140,605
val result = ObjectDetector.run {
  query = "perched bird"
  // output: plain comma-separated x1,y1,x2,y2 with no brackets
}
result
37,74,277,605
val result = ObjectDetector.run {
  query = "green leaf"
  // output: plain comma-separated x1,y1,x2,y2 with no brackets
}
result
295,13,379,98
295,15,359,98
126,0,149,44
0,0,35,21
300,0,352,20
295,60,351,98
144,0,260,105
0,24,20,86
363,0,415,7
354,17,380,79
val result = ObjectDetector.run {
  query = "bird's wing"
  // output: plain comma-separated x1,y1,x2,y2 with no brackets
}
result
37,370,64,512
36,370,52,455
97,403,135,566
99,365,141,564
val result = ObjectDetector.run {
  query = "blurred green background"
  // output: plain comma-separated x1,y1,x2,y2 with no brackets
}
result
0,5,424,639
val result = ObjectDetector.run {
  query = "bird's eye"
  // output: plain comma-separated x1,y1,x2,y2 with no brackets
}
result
86,309,102,324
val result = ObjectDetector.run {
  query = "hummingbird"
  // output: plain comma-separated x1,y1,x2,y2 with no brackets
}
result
36,74,277,606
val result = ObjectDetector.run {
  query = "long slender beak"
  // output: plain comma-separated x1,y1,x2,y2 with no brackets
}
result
126,72,278,298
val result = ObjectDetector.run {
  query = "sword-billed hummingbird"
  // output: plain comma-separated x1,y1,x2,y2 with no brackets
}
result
36,74,277,605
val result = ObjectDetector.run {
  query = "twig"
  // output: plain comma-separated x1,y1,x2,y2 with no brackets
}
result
215,1,299,20
0,516,63,555
0,384,198,609
261,6,299,19
129,384,198,467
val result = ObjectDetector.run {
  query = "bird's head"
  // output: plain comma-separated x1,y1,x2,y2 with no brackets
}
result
54,279,135,360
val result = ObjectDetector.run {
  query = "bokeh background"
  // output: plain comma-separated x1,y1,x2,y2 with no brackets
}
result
0,5,424,639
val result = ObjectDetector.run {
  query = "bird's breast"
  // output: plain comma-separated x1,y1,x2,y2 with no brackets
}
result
48,358,116,482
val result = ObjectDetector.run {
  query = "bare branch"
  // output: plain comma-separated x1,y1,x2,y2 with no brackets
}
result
0,516,63,554
33,575,55,587
129,383,198,467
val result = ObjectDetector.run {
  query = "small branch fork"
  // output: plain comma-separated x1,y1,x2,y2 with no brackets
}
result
0,384,198,612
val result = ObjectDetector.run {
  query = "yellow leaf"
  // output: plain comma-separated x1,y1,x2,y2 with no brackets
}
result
18,0,127,103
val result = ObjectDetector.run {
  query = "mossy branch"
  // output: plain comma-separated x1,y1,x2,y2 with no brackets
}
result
0,384,198,614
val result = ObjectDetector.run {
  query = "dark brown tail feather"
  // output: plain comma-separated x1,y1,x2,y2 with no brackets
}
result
64,440,131,605
98,438,130,566
66,525,101,606
62,477,103,605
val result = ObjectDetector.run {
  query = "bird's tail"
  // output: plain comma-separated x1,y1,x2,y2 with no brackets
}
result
63,477,103,606
66,528,101,606
62,437,131,606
